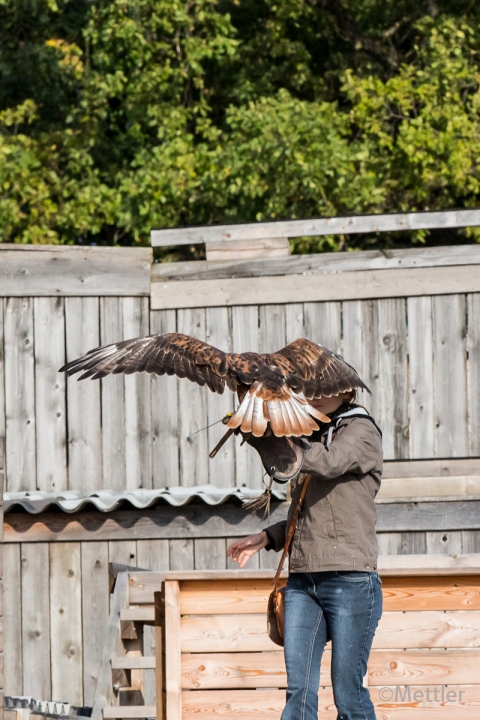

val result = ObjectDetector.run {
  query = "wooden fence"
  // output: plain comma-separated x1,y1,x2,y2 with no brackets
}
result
2,232,480,709
1,244,480,495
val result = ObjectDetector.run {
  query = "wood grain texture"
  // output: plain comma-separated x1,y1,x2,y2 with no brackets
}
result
123,297,152,490
34,297,67,492
181,610,480,652
3,543,22,695
194,539,227,571
377,299,409,459
0,246,152,296
0,300,5,443
169,540,194,571
21,543,51,698
100,298,126,490
150,309,179,489
150,264,480,310
180,686,480,719
303,302,342,357
152,244,480,282
377,474,480,501
407,296,435,458
151,210,480,245
426,531,462,555
91,572,128,720
433,294,468,456
64,297,103,492
381,575,480,611
231,306,262,489
81,542,110,706
50,543,83,705
284,303,304,345
468,293,480,455
165,581,182,720
342,299,380,418
4,298,36,491
205,307,235,487
176,309,209,487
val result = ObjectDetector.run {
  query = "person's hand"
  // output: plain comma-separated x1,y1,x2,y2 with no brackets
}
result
227,531,269,568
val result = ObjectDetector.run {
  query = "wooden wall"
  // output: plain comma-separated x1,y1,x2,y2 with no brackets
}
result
1,293,480,494
4,526,480,707
0,438,4,720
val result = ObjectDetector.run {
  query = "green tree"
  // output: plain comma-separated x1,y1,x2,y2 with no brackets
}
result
1,1,480,252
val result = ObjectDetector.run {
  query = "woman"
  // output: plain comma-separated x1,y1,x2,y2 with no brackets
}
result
227,390,383,720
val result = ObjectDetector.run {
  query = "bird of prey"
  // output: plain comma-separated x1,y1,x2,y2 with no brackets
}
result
60,334,369,440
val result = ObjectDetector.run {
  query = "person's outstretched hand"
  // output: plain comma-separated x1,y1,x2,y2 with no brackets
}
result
227,531,268,568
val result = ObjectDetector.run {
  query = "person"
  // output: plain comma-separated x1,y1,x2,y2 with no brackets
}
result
227,390,383,720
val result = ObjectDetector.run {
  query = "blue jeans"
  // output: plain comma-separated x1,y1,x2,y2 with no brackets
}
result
282,571,383,720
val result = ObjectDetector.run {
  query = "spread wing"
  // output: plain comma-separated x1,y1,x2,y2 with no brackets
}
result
60,334,369,438
60,333,238,394
273,337,370,399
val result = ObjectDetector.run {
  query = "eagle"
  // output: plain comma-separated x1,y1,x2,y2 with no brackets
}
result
60,334,369,442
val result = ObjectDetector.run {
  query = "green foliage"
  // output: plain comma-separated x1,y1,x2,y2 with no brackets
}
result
2,1,480,250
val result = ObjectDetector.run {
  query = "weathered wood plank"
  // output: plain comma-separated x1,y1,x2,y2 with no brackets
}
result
152,244,480,282
165,581,182,720
303,302,342,356
169,539,194,571
150,264,480,310
0,300,5,444
4,298,36,491
151,209,480,245
21,543,51,698
377,475,480,502
194,539,227,571
101,298,126,490
433,294,468,456
91,572,129,720
123,297,152,490
109,541,137,567
6,500,480,544
377,299,409,459
176,309,209,486
383,458,480,478
136,540,169,706
50,543,83,705
103,708,156,719
462,530,480,553
231,306,262,489
34,297,67,492
64,297,103,492
0,246,152,296
205,237,290,261
354,300,380,418
205,307,235,487
81,542,110,706
3,543,22,695
284,303,304,344
468,293,480,455
407,297,435,458
426,531,462,555
150,310,179,489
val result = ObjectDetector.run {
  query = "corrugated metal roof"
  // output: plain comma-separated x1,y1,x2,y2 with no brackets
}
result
4,485,287,514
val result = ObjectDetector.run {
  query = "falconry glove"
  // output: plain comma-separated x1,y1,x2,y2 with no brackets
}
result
242,432,308,483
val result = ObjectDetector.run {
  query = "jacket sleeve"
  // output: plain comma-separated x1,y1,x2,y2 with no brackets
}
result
264,521,287,552
301,419,382,480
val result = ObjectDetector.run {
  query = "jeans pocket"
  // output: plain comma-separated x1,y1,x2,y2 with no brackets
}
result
335,571,371,582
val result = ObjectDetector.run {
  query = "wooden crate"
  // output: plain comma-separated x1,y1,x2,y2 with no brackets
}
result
96,556,480,719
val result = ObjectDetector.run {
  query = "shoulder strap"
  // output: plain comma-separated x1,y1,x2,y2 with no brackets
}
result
326,408,382,445
272,473,312,590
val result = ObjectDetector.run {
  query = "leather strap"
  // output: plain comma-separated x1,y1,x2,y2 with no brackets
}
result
272,473,312,591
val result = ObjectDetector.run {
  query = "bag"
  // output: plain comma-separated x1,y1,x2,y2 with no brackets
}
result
267,474,312,647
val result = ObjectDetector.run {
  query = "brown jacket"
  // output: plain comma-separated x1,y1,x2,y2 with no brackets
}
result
265,411,383,572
